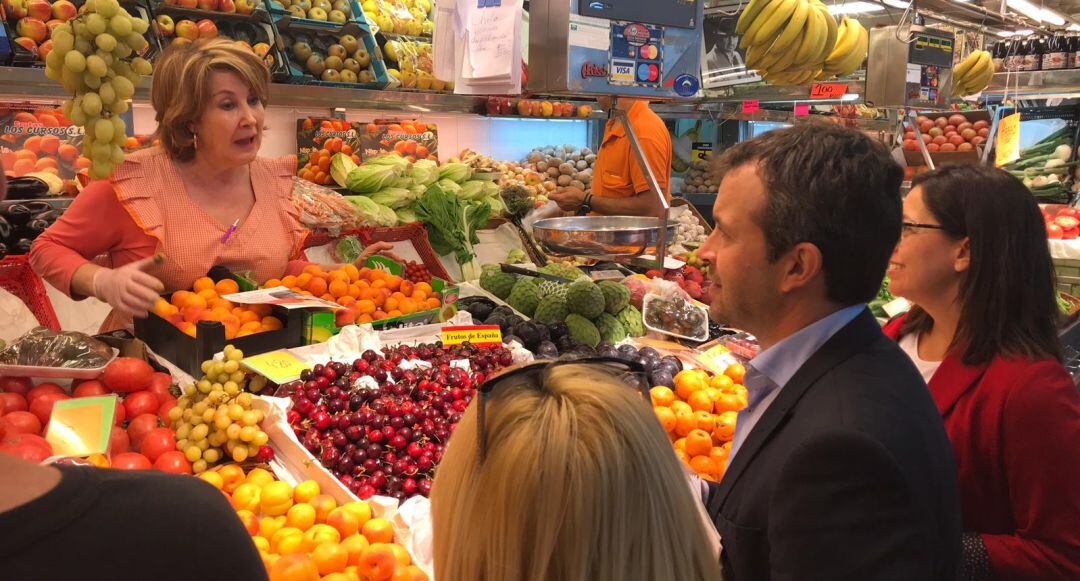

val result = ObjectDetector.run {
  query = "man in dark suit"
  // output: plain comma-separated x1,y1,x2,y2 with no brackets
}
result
696,123,961,580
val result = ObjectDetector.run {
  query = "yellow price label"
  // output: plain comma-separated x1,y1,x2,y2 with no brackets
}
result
242,351,310,384
45,396,116,457
441,325,502,346
995,112,1021,167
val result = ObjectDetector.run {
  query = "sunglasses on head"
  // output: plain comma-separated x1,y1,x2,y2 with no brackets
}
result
475,356,650,464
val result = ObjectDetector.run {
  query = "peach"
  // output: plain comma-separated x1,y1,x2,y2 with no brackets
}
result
196,0,218,10
16,18,47,43
12,36,38,53
25,0,49,21
174,19,199,40
50,0,76,20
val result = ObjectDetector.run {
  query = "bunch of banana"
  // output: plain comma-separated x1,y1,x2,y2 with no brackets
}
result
817,16,868,80
736,0,838,86
952,50,993,97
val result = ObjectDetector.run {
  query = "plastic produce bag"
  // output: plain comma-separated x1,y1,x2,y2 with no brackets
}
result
641,279,709,341
0,327,113,368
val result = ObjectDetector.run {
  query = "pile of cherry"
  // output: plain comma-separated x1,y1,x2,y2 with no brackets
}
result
282,341,513,500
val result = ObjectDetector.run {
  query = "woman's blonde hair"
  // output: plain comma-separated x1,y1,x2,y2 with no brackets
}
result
150,38,270,161
431,363,723,581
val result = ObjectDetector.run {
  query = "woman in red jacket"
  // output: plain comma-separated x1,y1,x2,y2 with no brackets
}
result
883,163,1080,580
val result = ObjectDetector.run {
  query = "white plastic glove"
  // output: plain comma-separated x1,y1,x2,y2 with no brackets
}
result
92,255,165,318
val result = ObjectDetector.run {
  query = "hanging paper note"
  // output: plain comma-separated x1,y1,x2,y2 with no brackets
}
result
242,350,311,384
45,396,117,457
995,112,1021,167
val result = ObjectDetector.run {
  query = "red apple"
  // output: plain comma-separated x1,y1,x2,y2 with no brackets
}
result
903,131,916,141
16,17,47,43
939,143,957,152
4,0,29,20
577,104,593,118
235,0,255,12
918,120,934,133
957,122,973,133
921,133,932,144
977,127,990,138
973,120,989,131
196,18,217,38
902,139,919,151
927,143,941,152
155,14,175,36
927,127,943,138
219,0,235,11
948,134,965,146
50,0,76,19
935,116,949,128
948,114,967,126
944,125,957,135
971,136,985,147
175,19,199,40
25,0,49,21
196,0,218,10
516,99,529,116
957,142,974,151
961,128,977,141
916,115,930,125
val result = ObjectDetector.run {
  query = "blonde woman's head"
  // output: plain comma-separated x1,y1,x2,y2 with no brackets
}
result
151,38,269,165
431,362,722,581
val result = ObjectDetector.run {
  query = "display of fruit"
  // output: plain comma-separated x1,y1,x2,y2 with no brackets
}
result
1043,206,1080,240
166,346,272,473
496,144,596,206
161,0,258,14
361,0,432,37
738,0,840,86
281,342,513,500
153,277,283,339
152,11,277,67
0,360,183,470
1,107,88,195
272,0,352,22
482,97,587,118
263,263,443,326
281,29,379,84
2,0,126,64
817,16,868,80
298,120,361,185
652,364,747,482
643,266,711,305
901,114,990,154
402,259,432,283
680,156,717,194
380,37,448,91
643,294,709,340
41,0,154,179
952,49,993,97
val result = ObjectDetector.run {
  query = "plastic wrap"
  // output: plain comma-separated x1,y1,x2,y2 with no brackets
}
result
642,280,710,342
291,177,366,233
0,327,113,368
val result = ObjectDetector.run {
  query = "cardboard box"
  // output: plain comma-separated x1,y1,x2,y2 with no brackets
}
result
902,110,992,167
358,118,437,161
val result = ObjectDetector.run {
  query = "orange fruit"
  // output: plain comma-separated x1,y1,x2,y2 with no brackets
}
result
307,277,328,297
690,455,718,478
684,429,713,457
357,544,397,581
670,399,691,415
338,296,357,307
653,407,676,433
425,298,441,309
286,503,317,531
343,264,360,282
329,279,349,298
280,275,298,288
326,507,360,538
387,543,410,566
356,300,376,315
675,448,691,465
694,410,718,432
415,281,432,294
715,393,746,414
196,288,218,303
341,533,371,566
262,317,284,330
358,314,373,324
311,542,349,575
193,277,215,292
724,363,746,384
303,264,324,276
709,445,730,467
264,278,283,288
392,565,429,581
387,309,403,318
384,298,399,312
269,553,320,581
710,374,735,391
649,386,676,407
674,370,709,400
296,273,313,288
713,411,737,441
361,518,395,544
687,390,714,413
385,275,401,291
674,410,696,437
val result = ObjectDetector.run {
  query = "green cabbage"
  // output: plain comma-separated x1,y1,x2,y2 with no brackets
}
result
346,164,402,194
459,180,486,201
486,195,506,215
368,187,416,209
409,185,426,199
438,162,473,183
374,204,398,227
330,153,358,188
390,176,414,189
481,181,500,197
365,155,412,172
437,178,463,197
408,159,439,186
344,195,383,224
395,206,418,225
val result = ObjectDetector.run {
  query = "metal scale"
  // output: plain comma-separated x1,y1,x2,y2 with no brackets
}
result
526,0,704,268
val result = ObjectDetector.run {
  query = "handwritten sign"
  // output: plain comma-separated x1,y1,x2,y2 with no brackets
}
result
995,112,1021,167
741,100,759,114
45,396,116,457
794,103,810,116
809,82,848,99
465,0,516,79
441,325,502,346
242,351,310,384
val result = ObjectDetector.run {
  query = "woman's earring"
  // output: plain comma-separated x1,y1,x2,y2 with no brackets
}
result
193,133,199,150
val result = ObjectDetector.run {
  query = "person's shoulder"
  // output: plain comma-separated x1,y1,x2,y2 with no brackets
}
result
986,354,1079,412
254,154,299,178
94,469,241,530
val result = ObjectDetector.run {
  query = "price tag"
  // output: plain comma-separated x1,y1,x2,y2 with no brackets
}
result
995,112,1021,167
741,100,759,114
441,325,502,346
45,396,116,457
794,103,810,116
809,82,848,99
697,343,736,376
242,351,311,384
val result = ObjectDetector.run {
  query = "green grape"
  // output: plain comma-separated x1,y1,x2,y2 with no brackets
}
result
108,99,128,115
95,33,117,53
85,14,106,36
124,32,145,52
69,107,87,127
86,54,107,78
109,14,132,37
97,0,120,18
203,449,220,464
82,92,103,116
112,42,132,59
89,163,114,180
184,446,201,462
229,371,245,384
190,424,209,441
252,431,268,446
73,21,89,40
63,50,86,73
94,117,114,143
44,66,62,81
110,145,124,165
95,50,114,66
98,81,115,105
111,116,126,139
111,76,134,100
83,71,102,89
132,18,149,35
60,70,83,94
132,57,152,76
45,50,64,71
111,129,127,147
61,99,73,119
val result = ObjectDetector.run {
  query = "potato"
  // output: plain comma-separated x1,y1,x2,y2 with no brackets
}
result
576,160,588,170
557,174,572,186
569,179,585,190
536,161,548,172
584,153,597,164
559,162,575,175
547,167,561,178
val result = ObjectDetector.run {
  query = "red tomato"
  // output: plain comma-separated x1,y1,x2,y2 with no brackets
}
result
0,393,27,413
102,358,154,393
109,425,130,456
1,411,42,435
127,413,162,451
26,382,64,403
140,428,177,463
158,397,177,423
0,376,32,396
935,116,949,128
112,398,126,426
73,380,110,398
1065,228,1079,240
30,392,71,425
111,452,153,470
1058,207,1079,219
147,373,174,402
1048,223,1065,239
123,391,159,418
153,450,192,474
0,433,53,463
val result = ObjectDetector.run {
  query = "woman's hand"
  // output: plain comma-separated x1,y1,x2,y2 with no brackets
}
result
92,255,165,318
356,241,404,264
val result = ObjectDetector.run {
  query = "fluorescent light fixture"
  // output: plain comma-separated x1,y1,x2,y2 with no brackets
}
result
996,28,1034,37
1069,23,1080,31
1041,9,1066,25
883,0,910,7
826,2,884,14
1006,0,1065,24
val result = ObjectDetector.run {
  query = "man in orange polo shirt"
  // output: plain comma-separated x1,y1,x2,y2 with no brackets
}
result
549,97,671,216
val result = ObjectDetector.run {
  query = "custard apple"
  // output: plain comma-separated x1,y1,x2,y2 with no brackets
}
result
597,280,630,314
595,313,627,344
616,305,644,337
479,265,517,299
533,295,569,324
507,278,540,317
538,279,569,300
566,280,605,319
539,263,584,281
565,313,600,348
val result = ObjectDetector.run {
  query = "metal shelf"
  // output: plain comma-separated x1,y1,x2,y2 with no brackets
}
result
983,69,1080,101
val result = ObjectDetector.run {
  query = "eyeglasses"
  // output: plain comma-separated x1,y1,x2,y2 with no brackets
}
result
475,356,650,464
901,221,947,237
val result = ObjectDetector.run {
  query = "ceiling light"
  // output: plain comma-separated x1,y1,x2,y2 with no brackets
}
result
1068,23,1080,31
882,0,910,7
1007,0,1065,24
1041,9,1066,25
827,2,884,14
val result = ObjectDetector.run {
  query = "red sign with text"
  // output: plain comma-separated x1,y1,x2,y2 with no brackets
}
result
741,100,760,114
809,83,848,99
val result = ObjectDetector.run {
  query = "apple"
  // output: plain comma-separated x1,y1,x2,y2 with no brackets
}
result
292,40,312,61
327,43,346,59
971,136,985,147
339,69,358,84
332,0,349,14
324,55,343,71
540,101,553,117
321,68,341,82
155,15,175,37
902,139,919,151
977,127,990,138
530,101,543,116
934,116,948,128
50,0,76,20
308,6,327,19
343,57,360,74
219,0,236,12
928,127,943,138
948,114,967,126
172,37,192,46
939,143,957,152
235,0,256,13
340,34,358,53
359,69,374,83
973,120,989,131
944,125,957,135
196,0,218,10
25,0,49,21
45,19,65,34
947,134,965,146
328,9,346,23
288,5,305,17
196,18,217,38
932,135,948,145
927,143,941,152
903,131,916,141
38,38,52,60
516,99,530,116
313,0,330,10
918,120,934,134
957,142,973,151
305,54,325,76
352,47,370,67
920,133,932,144
175,19,199,40
957,122,973,133
960,128,977,141
298,0,311,10
16,18,46,43
4,0,29,20
916,115,930,125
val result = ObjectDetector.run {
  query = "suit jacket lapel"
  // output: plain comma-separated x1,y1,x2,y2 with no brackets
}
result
708,309,885,514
